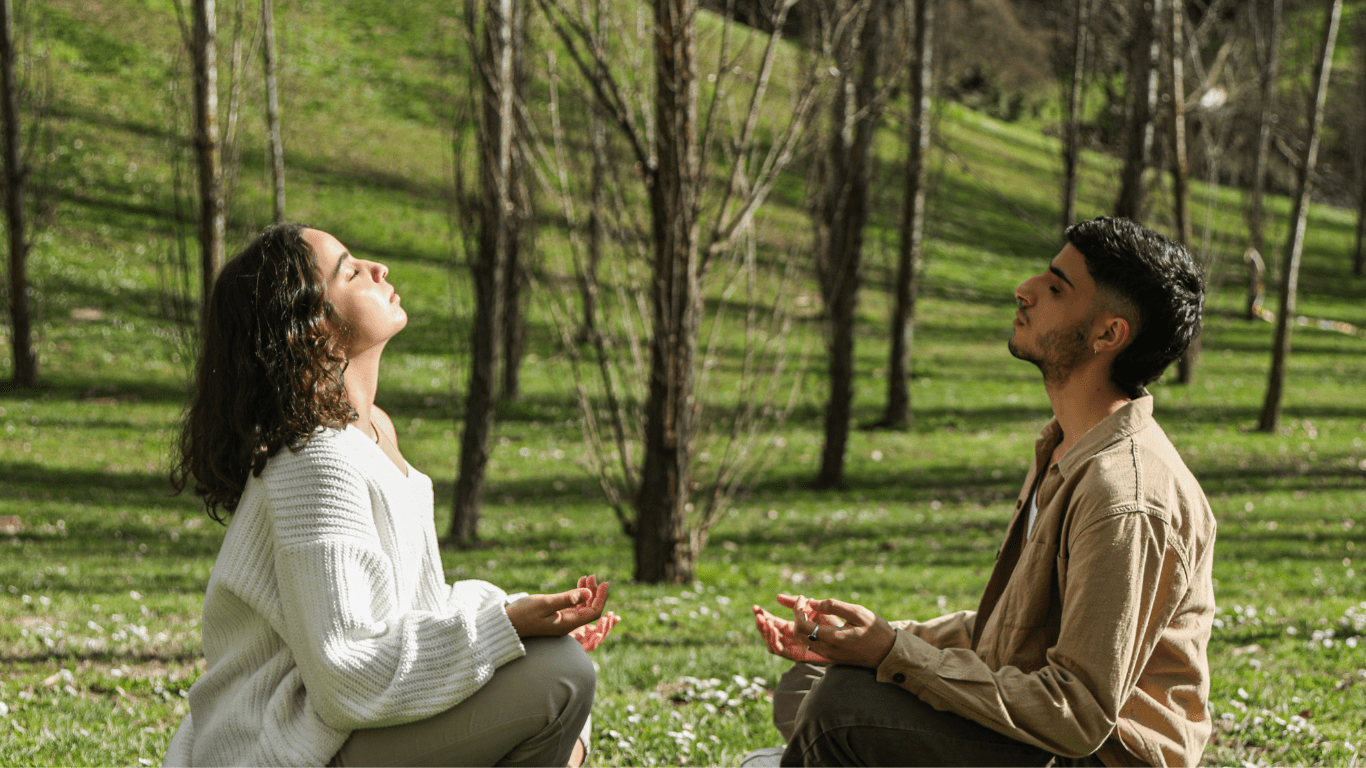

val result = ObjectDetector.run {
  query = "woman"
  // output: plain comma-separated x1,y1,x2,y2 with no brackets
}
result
166,224,617,767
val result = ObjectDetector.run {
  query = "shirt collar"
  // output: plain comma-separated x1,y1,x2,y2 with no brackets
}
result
1033,395,1156,476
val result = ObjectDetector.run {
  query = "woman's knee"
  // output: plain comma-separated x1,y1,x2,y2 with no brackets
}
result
522,635,596,710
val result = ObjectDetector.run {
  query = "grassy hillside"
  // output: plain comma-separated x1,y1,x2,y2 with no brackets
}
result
1,1,1364,766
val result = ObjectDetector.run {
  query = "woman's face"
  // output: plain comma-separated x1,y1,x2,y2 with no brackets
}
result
304,228,408,356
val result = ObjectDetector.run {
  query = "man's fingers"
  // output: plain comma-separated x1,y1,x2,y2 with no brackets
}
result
814,598,869,625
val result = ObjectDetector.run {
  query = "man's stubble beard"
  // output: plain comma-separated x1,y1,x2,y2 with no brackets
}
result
1008,316,1093,388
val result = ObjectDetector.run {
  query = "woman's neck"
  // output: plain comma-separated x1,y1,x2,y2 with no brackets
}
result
343,345,384,434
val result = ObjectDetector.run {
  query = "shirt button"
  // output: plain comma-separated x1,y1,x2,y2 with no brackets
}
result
892,672,906,684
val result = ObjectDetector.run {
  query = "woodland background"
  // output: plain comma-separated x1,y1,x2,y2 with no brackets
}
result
0,0,1364,765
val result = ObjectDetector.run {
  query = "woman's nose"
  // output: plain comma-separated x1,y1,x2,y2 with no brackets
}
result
373,261,389,281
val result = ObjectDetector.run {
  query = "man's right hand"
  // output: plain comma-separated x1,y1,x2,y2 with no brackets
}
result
751,593,837,664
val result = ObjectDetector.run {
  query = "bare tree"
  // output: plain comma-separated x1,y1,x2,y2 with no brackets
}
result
1060,0,1091,230
875,0,933,430
1354,12,1365,278
1114,0,1161,221
576,0,608,343
262,0,285,223
192,0,226,311
1246,0,1282,319
0,0,33,387
449,0,524,547
1167,0,1197,383
538,0,820,582
499,4,531,403
813,0,893,487
1258,0,1341,433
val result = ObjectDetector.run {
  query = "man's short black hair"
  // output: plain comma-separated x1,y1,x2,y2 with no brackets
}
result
1064,216,1206,399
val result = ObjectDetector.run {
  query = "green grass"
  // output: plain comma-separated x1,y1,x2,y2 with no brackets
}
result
2,0,1366,766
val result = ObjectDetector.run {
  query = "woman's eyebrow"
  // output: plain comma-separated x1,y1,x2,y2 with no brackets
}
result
332,251,353,278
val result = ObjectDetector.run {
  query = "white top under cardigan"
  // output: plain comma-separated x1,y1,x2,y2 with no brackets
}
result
163,426,526,767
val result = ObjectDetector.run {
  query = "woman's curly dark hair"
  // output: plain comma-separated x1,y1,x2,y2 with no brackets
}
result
171,223,356,521
1065,216,1206,399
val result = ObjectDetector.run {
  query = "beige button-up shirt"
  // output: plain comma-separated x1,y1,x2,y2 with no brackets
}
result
876,396,1216,766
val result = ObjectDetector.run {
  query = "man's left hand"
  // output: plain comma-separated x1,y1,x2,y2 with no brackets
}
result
791,597,898,669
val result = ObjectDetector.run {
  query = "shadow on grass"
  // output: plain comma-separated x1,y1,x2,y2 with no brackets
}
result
0,649,204,665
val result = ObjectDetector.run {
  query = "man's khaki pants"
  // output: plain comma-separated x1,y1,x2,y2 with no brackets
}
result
774,662,1104,767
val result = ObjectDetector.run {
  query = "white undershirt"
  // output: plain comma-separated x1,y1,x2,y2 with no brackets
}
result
1026,477,1041,537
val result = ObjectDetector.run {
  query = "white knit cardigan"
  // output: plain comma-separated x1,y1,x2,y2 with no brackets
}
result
163,426,526,767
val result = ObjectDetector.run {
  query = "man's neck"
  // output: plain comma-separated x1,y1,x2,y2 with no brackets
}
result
1044,366,1131,462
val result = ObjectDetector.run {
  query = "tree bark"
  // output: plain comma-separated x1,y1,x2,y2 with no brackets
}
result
1060,0,1090,230
878,0,932,429
814,0,882,489
1247,0,1281,316
579,0,607,343
1167,0,1197,384
450,0,518,547
192,0,225,312
1114,0,1160,220
262,0,285,224
499,3,529,402
633,0,702,584
0,0,34,387
1258,0,1341,433
1354,13,1365,278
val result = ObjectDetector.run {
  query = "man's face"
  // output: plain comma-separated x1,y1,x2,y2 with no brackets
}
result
1008,244,1099,385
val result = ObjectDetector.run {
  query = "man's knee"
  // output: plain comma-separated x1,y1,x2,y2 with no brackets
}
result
792,664,875,732
774,663,826,742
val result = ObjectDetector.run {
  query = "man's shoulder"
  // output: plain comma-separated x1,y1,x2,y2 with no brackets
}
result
1070,419,1214,540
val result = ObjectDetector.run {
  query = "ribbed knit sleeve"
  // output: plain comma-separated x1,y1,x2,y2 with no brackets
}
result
263,436,525,731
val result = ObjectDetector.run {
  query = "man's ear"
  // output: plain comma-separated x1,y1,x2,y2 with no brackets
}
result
1092,314,1132,354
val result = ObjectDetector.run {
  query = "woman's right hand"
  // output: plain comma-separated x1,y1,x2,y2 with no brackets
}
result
505,575,613,641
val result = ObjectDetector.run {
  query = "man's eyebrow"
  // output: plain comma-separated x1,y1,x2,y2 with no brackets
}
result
332,251,352,278
1048,264,1074,288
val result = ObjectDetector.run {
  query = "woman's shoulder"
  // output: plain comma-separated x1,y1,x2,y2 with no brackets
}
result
262,426,370,487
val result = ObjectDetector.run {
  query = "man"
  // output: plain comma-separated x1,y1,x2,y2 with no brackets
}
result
752,217,1216,767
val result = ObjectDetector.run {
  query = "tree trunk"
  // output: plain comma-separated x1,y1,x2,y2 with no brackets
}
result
1247,0,1281,318
193,0,225,311
0,0,34,387
1167,0,1197,384
633,0,702,584
450,0,518,547
878,0,932,429
579,0,607,343
1354,13,1365,278
814,0,881,489
1114,0,1160,220
1060,0,1090,230
262,0,285,224
499,4,529,402
1258,0,1341,433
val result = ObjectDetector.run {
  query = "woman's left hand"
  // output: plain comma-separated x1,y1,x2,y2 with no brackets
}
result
505,575,616,644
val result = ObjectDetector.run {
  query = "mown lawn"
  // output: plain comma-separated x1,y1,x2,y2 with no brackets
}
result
2,0,1365,766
